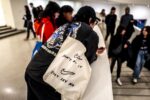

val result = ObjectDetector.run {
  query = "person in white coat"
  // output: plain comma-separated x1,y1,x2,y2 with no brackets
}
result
82,25,113,100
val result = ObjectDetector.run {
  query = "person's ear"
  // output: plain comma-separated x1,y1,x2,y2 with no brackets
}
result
89,18,92,24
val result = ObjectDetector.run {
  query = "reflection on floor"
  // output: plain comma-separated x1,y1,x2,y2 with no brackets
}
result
0,33,150,100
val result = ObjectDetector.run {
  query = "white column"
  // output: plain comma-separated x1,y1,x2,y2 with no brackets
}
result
0,0,15,27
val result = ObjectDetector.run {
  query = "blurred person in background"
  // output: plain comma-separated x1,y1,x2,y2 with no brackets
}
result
37,5,44,19
128,26,150,84
99,9,106,35
120,7,134,28
56,5,73,27
105,7,117,41
23,5,36,40
30,3,38,20
120,7,135,40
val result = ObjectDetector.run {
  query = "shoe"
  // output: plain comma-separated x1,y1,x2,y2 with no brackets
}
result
116,78,123,86
24,38,28,41
32,37,37,40
133,78,138,84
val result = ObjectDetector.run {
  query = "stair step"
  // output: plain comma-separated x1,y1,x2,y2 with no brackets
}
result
112,76,150,83
0,29,17,35
0,27,11,31
114,95,150,100
113,82,150,89
0,30,25,39
112,71,150,77
0,25,7,28
113,88,150,96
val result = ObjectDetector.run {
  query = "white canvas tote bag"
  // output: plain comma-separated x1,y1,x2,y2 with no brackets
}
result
43,36,92,100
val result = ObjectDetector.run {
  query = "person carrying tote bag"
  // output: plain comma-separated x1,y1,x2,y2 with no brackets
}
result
25,6,99,100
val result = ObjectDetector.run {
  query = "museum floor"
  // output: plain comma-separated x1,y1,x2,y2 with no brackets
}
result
0,33,150,100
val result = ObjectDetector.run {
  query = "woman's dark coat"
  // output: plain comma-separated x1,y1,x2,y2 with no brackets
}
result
127,35,150,70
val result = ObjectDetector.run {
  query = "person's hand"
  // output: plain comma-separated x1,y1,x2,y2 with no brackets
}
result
96,47,105,55
124,44,128,48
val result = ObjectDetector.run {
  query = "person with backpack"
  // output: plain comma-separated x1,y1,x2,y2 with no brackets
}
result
109,25,129,86
25,5,99,100
23,5,36,40
128,26,150,84
56,5,73,27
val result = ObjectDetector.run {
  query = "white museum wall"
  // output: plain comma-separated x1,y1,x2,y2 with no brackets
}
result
0,0,6,26
0,0,15,27
130,5,150,25
10,0,27,29
27,0,49,8
1,0,150,29
82,1,121,19
120,5,150,25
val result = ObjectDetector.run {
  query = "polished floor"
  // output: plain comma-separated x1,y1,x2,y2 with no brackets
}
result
0,33,34,100
0,33,150,100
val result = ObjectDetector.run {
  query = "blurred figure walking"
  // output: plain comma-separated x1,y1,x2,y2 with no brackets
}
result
105,7,117,41
30,3,38,20
109,26,129,86
23,5,36,40
99,9,106,35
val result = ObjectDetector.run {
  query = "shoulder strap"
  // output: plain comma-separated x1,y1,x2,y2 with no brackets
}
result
40,23,45,42
62,24,72,42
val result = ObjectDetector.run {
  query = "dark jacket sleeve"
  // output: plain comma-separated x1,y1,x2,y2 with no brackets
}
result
120,15,123,25
84,31,99,64
76,23,99,64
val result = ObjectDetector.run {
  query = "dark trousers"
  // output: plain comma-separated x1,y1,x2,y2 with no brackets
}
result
105,26,115,41
25,72,61,100
110,57,122,78
26,21,36,39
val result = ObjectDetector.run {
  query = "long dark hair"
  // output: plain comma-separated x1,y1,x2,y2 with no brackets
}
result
42,1,60,26
56,5,73,27
140,26,150,38
25,5,30,15
24,5,31,20
116,25,126,36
